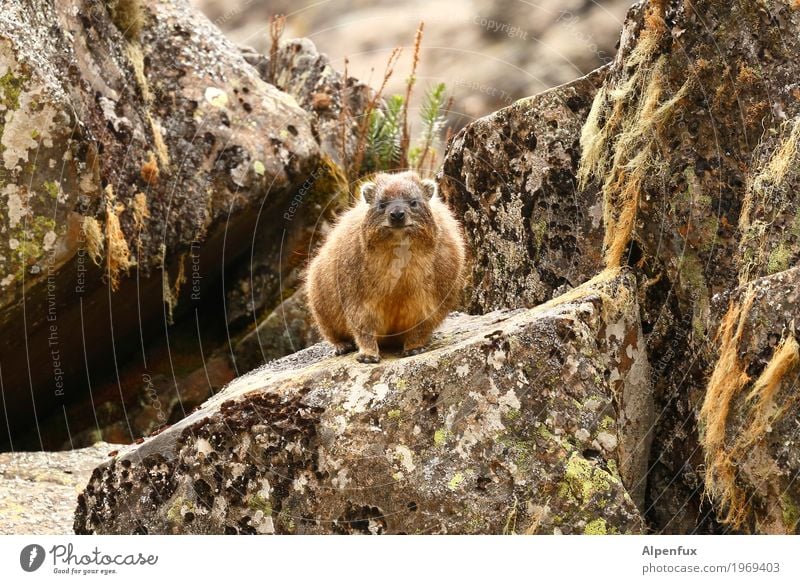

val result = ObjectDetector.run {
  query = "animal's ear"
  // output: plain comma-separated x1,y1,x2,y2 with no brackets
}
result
360,181,377,204
421,178,437,200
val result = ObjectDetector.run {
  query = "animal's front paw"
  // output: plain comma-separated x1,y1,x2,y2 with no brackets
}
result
402,346,427,357
334,342,356,356
356,352,381,364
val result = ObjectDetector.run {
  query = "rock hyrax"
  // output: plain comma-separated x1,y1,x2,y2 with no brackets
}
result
306,171,465,363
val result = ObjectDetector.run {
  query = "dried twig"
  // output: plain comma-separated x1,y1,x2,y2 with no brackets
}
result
268,14,286,84
350,47,402,179
399,22,424,168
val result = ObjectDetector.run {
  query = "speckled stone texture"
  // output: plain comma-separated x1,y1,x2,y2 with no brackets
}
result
0,0,322,446
75,270,652,535
440,68,607,314
0,443,120,534
572,0,800,534
701,267,800,534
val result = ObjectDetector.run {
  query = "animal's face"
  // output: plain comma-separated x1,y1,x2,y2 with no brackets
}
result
361,172,437,244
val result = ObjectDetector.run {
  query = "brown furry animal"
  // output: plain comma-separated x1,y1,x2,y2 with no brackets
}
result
306,171,465,363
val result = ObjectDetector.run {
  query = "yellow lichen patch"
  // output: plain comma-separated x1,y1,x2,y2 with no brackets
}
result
103,185,133,291
81,216,104,266
131,192,150,232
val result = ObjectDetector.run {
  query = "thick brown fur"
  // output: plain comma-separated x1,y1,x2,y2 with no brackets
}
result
306,171,466,363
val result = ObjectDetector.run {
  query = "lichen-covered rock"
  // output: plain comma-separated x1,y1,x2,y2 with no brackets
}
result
75,269,652,534
440,68,607,314
700,267,800,534
233,288,320,374
0,0,321,447
737,115,800,284
224,37,366,332
0,442,120,534
572,0,800,533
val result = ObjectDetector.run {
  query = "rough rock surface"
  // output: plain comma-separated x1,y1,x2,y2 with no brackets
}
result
224,37,367,336
574,0,800,534
0,0,320,447
0,443,119,534
75,270,652,535
233,288,321,375
700,267,800,534
436,0,800,533
440,68,607,313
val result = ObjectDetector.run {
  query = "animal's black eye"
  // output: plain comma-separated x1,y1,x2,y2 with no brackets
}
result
409,199,419,208
378,202,387,210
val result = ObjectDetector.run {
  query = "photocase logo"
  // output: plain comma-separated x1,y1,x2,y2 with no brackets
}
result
19,544,46,572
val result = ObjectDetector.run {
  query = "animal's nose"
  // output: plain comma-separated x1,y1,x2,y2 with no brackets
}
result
390,209,406,223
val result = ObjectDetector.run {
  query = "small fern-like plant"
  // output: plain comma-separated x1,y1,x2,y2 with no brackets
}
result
409,82,448,173
365,94,404,173
344,22,452,183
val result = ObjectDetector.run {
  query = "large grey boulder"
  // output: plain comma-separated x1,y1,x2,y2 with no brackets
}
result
75,270,652,534
0,0,321,448
440,68,607,314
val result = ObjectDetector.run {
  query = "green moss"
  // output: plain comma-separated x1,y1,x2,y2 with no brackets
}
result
14,239,41,273
584,518,619,534
791,209,800,238
0,69,24,111
767,243,791,275
678,251,710,338
304,155,349,212
248,494,273,516
107,0,144,41
563,453,612,503
277,508,295,533
781,493,799,532
531,218,548,255
387,409,403,419
434,428,449,447
43,181,59,199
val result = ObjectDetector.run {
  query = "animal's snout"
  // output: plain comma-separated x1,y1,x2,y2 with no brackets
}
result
389,208,406,225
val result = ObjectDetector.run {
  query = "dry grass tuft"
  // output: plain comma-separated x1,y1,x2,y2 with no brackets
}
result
108,0,144,42
131,192,150,232
103,185,134,291
577,5,690,268
81,216,105,266
700,291,755,527
701,287,800,529
744,334,800,442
